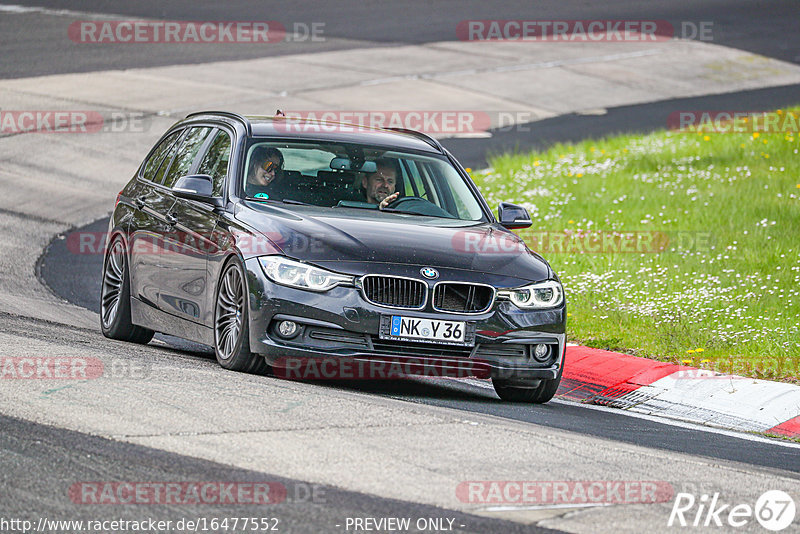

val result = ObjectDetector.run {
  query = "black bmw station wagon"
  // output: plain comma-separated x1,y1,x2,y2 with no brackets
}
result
101,112,566,403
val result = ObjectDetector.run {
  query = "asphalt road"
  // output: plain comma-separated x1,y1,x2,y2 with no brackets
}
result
2,0,798,79
0,412,561,534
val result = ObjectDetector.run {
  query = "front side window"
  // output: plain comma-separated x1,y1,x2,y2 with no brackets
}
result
197,130,232,197
241,140,486,221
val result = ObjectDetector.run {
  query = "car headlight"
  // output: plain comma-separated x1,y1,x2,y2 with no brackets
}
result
258,256,354,292
497,280,564,309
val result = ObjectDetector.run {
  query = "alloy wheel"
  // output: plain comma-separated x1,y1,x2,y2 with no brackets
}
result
215,264,244,360
101,239,125,329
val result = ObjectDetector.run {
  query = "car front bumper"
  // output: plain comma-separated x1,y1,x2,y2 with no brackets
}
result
243,258,567,382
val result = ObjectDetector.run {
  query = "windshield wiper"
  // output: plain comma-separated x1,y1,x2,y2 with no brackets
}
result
245,197,311,206
380,208,455,219
333,201,377,210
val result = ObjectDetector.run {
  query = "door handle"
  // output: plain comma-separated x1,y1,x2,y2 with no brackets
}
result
165,212,178,226
134,195,147,209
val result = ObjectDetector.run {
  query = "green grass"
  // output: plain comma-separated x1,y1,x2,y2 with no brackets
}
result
472,108,800,381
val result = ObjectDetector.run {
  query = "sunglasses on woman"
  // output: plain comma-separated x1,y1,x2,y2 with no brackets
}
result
261,160,281,173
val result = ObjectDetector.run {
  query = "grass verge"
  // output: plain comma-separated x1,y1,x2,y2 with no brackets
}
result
473,108,800,382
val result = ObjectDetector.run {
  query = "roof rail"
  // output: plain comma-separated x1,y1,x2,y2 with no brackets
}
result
385,127,444,152
184,111,252,135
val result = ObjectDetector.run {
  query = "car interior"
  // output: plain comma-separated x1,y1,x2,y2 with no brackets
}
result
243,143,466,218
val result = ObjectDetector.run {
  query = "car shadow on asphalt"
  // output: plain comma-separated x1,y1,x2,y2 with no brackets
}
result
300,376,500,402
152,336,546,405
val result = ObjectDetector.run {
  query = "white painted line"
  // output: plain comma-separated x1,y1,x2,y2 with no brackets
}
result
552,398,800,449
0,3,123,19
576,108,608,116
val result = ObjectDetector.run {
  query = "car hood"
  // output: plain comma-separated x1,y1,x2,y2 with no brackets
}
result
235,201,552,282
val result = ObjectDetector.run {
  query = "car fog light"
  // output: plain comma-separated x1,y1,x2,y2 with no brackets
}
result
533,343,550,362
277,320,299,339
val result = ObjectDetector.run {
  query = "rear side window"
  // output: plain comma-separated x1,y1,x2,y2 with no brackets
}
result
162,127,213,188
153,130,185,185
141,129,182,182
197,130,232,197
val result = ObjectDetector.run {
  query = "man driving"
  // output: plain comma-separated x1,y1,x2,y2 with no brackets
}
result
362,158,400,210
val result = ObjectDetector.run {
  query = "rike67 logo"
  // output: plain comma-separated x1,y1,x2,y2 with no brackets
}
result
668,490,796,531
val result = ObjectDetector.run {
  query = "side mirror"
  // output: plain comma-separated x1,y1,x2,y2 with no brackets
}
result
498,202,532,229
173,174,223,207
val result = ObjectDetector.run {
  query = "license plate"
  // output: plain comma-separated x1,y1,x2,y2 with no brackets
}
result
385,315,467,345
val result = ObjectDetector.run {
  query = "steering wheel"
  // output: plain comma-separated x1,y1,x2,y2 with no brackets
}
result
386,195,427,208
385,195,455,218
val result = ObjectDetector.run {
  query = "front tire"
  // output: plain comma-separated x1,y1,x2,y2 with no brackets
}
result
100,236,154,344
213,257,269,374
492,364,563,403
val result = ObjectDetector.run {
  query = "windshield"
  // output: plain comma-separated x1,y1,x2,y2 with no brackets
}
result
242,140,487,221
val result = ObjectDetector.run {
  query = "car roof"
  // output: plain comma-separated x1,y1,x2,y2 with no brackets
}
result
184,112,444,154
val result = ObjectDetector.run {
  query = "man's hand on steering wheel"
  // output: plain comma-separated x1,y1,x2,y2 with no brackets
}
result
378,192,400,210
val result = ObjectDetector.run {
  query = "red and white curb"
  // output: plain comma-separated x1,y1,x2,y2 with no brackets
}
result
559,345,800,439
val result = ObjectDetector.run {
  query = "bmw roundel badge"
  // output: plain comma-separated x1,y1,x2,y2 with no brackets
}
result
420,267,439,279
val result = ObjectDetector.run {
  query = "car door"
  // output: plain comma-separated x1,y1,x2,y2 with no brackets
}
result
128,128,185,309
155,125,215,323
192,128,233,327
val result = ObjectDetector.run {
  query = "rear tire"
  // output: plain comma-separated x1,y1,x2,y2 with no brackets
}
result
100,236,155,344
213,257,270,374
492,364,563,404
